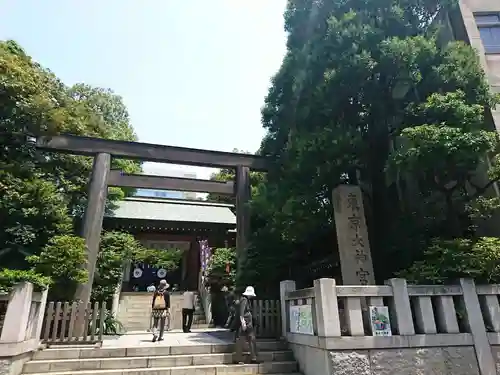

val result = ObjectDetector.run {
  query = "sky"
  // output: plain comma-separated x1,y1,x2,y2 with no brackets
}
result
1,1,288,179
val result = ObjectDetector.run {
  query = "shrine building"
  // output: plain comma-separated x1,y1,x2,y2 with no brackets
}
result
104,196,236,292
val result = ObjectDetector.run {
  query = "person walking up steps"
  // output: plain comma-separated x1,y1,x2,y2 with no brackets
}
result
182,289,196,333
234,286,259,364
151,279,170,342
147,283,156,332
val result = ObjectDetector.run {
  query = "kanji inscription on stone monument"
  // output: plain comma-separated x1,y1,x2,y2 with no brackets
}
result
332,185,375,285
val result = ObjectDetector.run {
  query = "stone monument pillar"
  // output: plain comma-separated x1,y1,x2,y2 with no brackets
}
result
332,184,375,285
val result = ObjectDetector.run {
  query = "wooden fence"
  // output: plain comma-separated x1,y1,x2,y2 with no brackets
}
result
42,299,282,343
42,301,107,345
252,299,281,338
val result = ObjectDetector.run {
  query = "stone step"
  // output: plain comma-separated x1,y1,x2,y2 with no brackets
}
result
121,309,206,316
34,342,288,360
24,351,294,373
24,362,298,375
119,318,149,322
122,317,204,321
118,324,208,332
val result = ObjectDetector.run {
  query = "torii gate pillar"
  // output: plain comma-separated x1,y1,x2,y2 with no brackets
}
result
236,165,251,275
74,152,111,305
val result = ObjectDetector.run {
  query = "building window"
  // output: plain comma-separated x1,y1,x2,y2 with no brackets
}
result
475,13,500,54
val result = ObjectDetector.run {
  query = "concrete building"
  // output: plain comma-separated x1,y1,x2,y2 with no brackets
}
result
436,1,500,237
442,0,500,130
134,165,199,200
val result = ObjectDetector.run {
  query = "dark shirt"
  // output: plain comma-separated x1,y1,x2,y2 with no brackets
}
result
238,296,253,327
152,289,170,310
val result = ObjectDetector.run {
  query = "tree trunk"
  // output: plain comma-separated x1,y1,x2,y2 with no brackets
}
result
444,191,462,238
367,135,391,281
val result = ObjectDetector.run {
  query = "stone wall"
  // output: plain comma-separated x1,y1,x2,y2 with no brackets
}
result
281,278,500,375
491,346,500,374
0,283,47,375
0,353,32,375
329,347,479,375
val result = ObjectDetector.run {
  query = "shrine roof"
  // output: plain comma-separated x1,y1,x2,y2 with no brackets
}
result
105,197,236,225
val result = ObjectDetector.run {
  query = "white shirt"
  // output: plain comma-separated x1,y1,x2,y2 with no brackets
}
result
147,285,156,292
182,291,195,310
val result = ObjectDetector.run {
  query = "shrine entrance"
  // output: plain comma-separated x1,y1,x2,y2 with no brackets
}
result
36,134,269,307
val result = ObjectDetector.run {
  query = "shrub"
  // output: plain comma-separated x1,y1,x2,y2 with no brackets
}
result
399,237,500,284
206,248,236,289
92,231,183,303
0,268,51,294
28,235,87,300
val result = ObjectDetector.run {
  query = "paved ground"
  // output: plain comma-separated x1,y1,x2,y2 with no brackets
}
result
101,328,234,347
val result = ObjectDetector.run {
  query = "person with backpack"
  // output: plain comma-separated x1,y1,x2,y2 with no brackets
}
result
147,283,156,332
151,279,170,342
233,286,259,364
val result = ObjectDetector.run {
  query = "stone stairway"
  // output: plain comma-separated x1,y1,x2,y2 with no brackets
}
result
117,292,207,332
21,340,299,375
193,291,208,327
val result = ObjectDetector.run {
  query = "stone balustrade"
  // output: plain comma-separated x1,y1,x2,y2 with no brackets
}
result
0,282,48,375
280,278,500,375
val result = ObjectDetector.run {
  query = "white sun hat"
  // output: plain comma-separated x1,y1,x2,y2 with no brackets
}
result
242,286,256,297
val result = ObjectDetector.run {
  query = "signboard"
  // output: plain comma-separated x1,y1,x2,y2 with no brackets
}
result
369,306,392,336
289,304,314,335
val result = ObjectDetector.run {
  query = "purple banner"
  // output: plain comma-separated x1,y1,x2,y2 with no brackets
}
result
199,239,212,272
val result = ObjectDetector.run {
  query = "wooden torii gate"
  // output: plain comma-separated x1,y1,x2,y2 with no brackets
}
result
36,134,270,307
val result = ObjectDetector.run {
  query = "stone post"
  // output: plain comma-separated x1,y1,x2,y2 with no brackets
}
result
111,284,121,317
386,278,414,335
313,278,341,337
332,185,375,285
0,282,33,342
280,280,296,338
33,288,48,341
413,296,437,334
459,278,496,375
434,295,460,333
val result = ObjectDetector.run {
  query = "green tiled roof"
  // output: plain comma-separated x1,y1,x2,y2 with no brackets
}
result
106,197,236,225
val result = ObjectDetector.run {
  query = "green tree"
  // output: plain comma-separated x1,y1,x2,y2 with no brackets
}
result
0,170,72,269
388,91,500,238
0,40,142,272
252,0,499,287
207,149,265,206
67,84,142,214
0,40,89,267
